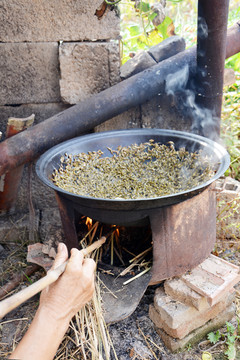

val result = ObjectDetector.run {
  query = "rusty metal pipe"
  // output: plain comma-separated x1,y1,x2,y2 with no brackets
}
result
226,22,240,58
0,24,239,177
0,49,196,176
195,0,230,136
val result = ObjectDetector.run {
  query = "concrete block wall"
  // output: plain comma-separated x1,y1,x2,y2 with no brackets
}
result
0,1,192,221
59,42,120,104
0,0,123,215
0,1,119,43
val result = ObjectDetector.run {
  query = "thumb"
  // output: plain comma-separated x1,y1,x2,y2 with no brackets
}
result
50,243,68,270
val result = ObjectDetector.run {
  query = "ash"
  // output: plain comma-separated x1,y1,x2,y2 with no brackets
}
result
108,286,200,360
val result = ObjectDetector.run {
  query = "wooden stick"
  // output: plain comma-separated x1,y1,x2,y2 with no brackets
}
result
0,237,106,319
119,256,144,277
129,247,152,263
123,267,151,286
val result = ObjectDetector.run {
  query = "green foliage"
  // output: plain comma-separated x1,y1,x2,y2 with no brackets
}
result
166,0,184,3
207,330,221,344
156,16,173,40
137,1,150,13
207,321,240,360
216,194,240,240
226,322,236,335
119,0,180,64
225,0,240,74
225,343,236,360
227,3,240,26
185,343,192,351
225,53,240,71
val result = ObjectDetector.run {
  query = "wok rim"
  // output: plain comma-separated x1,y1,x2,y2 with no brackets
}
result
36,128,230,204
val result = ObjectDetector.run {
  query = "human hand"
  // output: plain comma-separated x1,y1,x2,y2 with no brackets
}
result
39,243,96,321
9,244,96,360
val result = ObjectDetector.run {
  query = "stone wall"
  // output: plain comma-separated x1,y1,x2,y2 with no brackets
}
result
0,0,125,216
0,1,121,133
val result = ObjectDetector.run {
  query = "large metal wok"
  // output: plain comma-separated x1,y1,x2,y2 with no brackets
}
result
36,129,230,226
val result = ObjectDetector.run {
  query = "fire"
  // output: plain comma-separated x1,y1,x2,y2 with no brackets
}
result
114,227,120,240
85,217,93,230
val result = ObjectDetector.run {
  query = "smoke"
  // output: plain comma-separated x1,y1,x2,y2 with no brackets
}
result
165,65,189,96
197,16,208,41
164,61,219,142
162,14,222,141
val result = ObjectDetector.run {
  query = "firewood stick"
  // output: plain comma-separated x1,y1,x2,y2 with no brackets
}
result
0,237,106,319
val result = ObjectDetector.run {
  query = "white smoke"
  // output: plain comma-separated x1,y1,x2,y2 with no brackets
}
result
198,16,208,41
164,62,219,141
165,65,189,96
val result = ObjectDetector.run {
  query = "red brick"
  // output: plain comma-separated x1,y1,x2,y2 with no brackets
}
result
181,255,240,305
150,290,234,339
152,286,235,338
154,304,235,352
164,278,209,310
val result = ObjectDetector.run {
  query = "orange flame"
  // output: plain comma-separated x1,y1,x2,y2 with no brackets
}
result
114,227,120,244
85,217,93,231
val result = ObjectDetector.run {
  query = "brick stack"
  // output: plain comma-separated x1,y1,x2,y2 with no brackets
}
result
149,254,240,352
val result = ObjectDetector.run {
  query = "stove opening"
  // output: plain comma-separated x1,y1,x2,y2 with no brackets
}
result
76,216,153,280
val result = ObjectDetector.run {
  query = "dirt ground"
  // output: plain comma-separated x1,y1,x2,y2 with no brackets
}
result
0,233,240,359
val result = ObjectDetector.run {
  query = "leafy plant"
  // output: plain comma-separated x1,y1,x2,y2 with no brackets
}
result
207,330,221,344
185,343,192,351
119,0,240,66
207,321,240,360
119,0,180,64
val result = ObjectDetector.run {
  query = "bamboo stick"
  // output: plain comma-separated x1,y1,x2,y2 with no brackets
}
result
118,256,144,277
123,267,151,286
0,237,106,319
129,247,152,263
110,233,114,266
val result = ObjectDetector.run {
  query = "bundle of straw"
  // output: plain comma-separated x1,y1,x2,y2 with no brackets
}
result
68,275,117,360
54,238,118,360
54,220,151,359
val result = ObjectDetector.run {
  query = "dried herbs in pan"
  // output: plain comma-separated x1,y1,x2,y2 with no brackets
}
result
52,140,214,199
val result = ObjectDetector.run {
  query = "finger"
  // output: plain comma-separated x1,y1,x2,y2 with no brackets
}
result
51,243,68,270
83,258,96,273
66,248,84,273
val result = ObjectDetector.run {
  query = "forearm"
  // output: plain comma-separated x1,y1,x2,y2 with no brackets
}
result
9,305,71,360
9,244,95,360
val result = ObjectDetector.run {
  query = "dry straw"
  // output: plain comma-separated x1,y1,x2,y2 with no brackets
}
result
54,234,118,360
